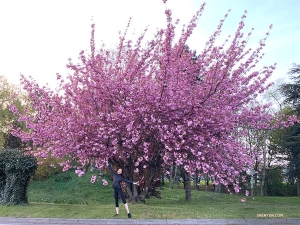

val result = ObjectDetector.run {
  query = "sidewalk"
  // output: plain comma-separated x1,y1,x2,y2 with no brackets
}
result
1,217,300,225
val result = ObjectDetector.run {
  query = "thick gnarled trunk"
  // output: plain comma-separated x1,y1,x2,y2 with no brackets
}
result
114,155,162,204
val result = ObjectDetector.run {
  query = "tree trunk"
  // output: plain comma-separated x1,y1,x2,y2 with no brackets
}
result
114,153,163,204
205,174,208,191
250,175,255,197
297,176,300,197
175,166,180,189
170,164,180,189
126,183,139,204
121,161,141,204
194,171,199,190
261,166,266,197
261,135,267,197
184,171,191,201
254,161,259,197
215,182,222,193
137,170,156,203
169,164,174,189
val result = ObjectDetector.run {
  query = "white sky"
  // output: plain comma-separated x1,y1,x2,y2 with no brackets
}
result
0,0,299,89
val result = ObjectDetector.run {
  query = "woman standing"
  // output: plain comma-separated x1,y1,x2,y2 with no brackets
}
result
107,163,136,218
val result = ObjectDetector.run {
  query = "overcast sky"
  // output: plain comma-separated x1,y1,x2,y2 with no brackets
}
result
0,0,299,89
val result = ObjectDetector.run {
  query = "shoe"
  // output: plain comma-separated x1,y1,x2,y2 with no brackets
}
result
113,214,119,217
128,213,131,218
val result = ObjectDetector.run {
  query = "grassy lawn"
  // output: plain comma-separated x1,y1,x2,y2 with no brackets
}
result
0,171,299,219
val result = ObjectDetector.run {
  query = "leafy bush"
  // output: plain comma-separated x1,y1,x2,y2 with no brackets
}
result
33,156,62,180
265,166,297,196
284,183,297,196
266,166,284,196
0,149,37,205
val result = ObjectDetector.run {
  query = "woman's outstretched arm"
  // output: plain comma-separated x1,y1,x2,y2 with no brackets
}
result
107,163,115,175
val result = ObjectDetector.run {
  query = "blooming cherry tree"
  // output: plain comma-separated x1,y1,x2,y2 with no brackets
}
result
11,1,297,201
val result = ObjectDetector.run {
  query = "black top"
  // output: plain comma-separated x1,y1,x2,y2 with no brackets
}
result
107,164,134,189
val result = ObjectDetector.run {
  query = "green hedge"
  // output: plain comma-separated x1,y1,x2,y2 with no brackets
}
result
0,149,37,205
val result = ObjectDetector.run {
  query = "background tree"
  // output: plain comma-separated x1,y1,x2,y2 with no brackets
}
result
11,2,298,202
0,75,16,148
280,63,300,197
0,75,28,150
241,81,297,197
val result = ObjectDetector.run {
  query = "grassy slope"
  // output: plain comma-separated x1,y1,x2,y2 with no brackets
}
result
0,171,299,219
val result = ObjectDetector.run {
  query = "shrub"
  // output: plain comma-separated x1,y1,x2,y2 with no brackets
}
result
33,156,62,180
0,149,37,205
265,166,297,196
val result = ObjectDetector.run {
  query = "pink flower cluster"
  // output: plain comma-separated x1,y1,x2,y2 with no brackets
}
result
102,179,108,186
75,170,85,177
245,190,249,196
90,175,96,183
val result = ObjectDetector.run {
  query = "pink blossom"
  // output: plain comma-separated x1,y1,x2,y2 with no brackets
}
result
102,179,108,186
75,170,85,177
245,190,249,196
90,175,96,183
241,198,246,203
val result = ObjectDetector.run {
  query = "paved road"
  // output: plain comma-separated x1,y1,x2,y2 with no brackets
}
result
1,217,300,225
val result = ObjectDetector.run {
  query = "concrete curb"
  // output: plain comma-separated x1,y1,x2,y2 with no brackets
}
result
0,217,300,225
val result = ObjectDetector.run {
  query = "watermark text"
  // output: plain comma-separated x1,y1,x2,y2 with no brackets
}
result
257,214,283,218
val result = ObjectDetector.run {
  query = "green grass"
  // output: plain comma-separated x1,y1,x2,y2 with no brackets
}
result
0,171,299,219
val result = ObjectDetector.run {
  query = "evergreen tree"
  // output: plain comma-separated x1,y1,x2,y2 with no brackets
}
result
281,63,300,197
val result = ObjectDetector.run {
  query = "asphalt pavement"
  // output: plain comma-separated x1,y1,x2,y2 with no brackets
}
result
1,217,300,225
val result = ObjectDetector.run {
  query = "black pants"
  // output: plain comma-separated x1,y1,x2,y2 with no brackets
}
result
114,188,126,207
